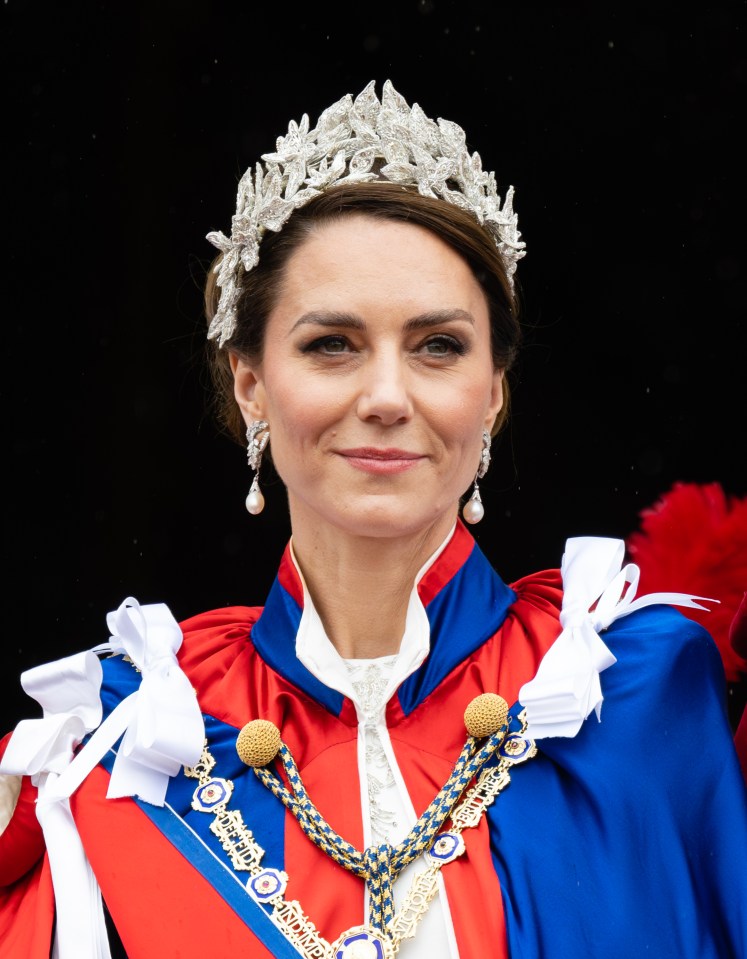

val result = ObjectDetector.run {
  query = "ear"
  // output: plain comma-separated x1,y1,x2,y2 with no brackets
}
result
484,368,505,431
230,353,267,425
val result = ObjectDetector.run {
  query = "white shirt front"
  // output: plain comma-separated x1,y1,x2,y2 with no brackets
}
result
292,534,460,959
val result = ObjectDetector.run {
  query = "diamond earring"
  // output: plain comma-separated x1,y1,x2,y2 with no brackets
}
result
245,420,270,515
462,429,491,525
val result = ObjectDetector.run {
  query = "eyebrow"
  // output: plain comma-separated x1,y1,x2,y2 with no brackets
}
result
289,308,475,334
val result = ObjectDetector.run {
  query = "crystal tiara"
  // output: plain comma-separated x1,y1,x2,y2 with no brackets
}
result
206,79,525,347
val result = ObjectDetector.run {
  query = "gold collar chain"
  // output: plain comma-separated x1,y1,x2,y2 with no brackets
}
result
183,697,536,959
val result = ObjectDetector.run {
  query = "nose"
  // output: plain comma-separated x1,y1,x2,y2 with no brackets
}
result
355,351,414,425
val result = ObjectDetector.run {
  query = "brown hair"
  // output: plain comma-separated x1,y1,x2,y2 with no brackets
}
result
204,181,522,444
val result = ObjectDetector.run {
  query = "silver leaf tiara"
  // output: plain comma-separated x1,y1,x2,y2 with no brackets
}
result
206,79,526,347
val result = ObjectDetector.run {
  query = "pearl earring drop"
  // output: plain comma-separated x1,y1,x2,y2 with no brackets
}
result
246,474,265,515
462,486,485,525
245,420,269,515
462,428,491,525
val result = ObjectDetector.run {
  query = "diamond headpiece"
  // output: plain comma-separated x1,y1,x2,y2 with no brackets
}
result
206,79,526,347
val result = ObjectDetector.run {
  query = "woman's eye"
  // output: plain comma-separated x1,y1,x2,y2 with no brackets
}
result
421,335,465,357
302,335,350,354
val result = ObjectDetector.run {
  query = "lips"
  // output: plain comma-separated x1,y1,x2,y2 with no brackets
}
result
336,447,424,474
339,447,422,460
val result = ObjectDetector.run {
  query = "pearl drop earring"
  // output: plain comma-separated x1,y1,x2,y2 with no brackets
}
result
245,420,269,515
462,429,491,525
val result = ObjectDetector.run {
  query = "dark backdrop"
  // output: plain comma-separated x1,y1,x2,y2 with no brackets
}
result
2,1,745,732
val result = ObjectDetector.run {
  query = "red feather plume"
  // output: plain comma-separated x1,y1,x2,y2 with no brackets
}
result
625,481,747,683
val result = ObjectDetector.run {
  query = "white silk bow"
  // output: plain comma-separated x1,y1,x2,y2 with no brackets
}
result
0,650,111,959
0,596,205,959
96,597,205,803
519,537,715,740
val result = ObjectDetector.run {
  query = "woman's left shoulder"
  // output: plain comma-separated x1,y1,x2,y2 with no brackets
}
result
509,566,564,608
602,603,728,711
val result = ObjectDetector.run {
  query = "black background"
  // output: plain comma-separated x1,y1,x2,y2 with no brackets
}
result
2,1,745,733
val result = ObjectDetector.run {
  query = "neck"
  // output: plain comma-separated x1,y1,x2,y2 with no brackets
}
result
289,507,457,659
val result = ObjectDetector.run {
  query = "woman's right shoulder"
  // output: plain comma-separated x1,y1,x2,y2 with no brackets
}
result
174,605,269,727
93,603,267,728
176,603,264,672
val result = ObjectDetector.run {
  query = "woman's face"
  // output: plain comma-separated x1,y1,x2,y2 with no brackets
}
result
232,215,503,543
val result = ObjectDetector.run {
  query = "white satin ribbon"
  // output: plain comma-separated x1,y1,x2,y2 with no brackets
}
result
0,650,112,959
519,537,715,740
95,597,205,803
0,596,205,959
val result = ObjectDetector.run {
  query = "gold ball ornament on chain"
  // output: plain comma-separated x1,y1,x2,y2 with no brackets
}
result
464,692,509,738
236,719,282,767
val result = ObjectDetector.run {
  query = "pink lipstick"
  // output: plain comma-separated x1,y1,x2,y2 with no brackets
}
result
337,447,424,475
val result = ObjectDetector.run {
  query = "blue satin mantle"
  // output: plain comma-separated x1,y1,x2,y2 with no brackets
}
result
88,534,747,958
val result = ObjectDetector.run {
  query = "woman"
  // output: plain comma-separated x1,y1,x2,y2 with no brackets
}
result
1,79,745,959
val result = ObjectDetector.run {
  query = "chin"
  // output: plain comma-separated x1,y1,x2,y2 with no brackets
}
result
328,498,456,541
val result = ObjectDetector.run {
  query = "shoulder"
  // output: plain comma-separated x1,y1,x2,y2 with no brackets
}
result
509,566,563,616
177,604,263,674
554,532,728,709
603,603,729,715
545,602,737,779
177,605,268,727
504,566,563,660
452,567,564,708
97,604,265,728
